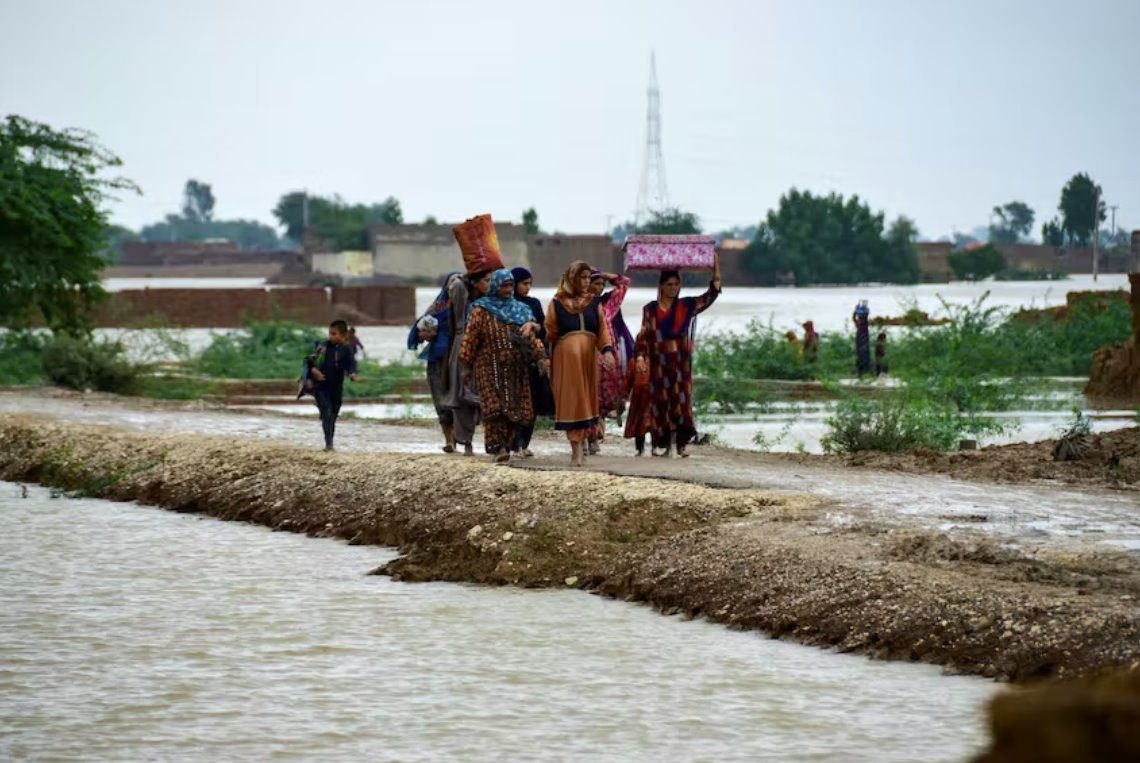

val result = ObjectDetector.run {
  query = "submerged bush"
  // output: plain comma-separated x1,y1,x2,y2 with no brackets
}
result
820,396,963,454
41,335,138,393
197,320,325,379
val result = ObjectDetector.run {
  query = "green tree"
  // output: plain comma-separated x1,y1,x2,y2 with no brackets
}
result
1058,173,1105,246
103,223,139,261
740,189,919,285
635,207,702,235
1041,217,1065,247
0,115,138,332
182,179,215,222
272,191,402,250
948,243,1006,281
988,201,1034,243
424,215,439,225
522,207,540,234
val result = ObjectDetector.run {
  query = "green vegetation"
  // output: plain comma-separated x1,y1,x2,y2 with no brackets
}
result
0,332,46,385
635,208,703,235
196,320,324,379
1,115,138,333
41,335,138,393
741,189,920,285
820,396,968,454
1058,172,1105,246
988,201,1035,244
273,190,402,250
949,244,1006,281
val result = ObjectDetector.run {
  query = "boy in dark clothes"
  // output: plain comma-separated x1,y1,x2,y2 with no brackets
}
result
307,320,358,450
874,331,888,377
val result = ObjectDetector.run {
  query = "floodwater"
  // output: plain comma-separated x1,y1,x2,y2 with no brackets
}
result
0,483,994,762
93,274,1132,365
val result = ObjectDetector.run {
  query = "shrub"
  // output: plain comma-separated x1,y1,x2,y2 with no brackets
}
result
0,331,45,385
41,335,138,393
196,320,324,379
948,244,1005,281
821,396,963,454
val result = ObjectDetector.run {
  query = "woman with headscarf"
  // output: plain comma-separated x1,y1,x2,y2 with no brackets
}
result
407,271,461,452
633,255,722,457
459,269,549,463
586,269,633,455
510,267,554,457
441,269,493,455
545,260,616,467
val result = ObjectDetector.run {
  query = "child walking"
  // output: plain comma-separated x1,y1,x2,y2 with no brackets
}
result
306,320,359,451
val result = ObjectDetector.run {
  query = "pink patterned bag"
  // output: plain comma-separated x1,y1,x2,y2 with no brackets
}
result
623,234,717,271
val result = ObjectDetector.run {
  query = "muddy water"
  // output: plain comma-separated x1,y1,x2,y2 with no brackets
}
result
0,484,992,762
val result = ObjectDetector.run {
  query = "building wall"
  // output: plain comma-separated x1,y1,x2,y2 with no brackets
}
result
527,235,617,285
93,286,415,328
370,223,530,280
311,251,375,278
121,242,303,269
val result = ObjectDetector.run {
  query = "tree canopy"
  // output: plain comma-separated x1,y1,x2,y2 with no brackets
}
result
635,207,702,235
182,179,215,222
273,191,403,250
948,243,1006,281
741,189,920,285
138,179,286,249
0,115,138,333
1059,173,1105,246
522,207,541,235
988,201,1034,243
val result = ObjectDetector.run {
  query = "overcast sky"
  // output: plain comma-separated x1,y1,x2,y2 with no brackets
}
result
3,0,1137,240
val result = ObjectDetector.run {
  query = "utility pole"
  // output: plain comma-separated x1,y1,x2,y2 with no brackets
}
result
1109,204,1118,242
634,50,669,226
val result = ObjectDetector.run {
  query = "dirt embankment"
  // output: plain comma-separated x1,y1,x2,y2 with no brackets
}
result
832,426,1140,490
2,415,1139,683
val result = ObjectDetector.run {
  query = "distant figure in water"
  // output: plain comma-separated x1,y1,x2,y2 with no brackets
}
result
875,331,888,377
785,330,801,355
801,320,819,364
852,301,871,376
306,319,358,451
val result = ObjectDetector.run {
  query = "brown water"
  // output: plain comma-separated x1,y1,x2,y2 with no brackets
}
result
0,483,994,762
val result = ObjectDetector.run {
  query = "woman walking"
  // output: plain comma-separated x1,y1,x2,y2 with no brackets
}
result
634,256,722,457
510,267,554,457
545,261,616,467
407,271,461,452
459,270,549,462
441,269,492,455
586,270,633,455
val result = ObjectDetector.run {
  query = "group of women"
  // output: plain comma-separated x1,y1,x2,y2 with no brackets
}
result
409,256,722,466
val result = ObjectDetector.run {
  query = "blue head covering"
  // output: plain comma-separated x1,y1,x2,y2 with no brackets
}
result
469,268,535,326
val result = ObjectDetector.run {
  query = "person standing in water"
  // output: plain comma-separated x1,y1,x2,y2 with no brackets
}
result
875,331,889,377
306,319,359,451
634,256,722,458
802,320,819,365
853,300,871,376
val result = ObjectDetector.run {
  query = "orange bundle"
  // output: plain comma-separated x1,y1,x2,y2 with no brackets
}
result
452,214,505,275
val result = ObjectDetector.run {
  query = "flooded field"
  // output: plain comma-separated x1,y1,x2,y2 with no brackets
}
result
0,483,995,762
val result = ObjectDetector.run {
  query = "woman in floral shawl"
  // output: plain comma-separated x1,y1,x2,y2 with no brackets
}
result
585,269,632,455
633,254,721,457
459,269,549,463
544,260,616,467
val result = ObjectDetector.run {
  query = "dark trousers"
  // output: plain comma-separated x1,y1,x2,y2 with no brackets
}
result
314,384,343,448
513,422,535,452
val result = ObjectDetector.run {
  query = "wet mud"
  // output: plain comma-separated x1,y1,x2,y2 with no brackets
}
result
2,415,1139,683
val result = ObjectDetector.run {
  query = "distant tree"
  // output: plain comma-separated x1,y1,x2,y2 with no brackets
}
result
522,207,540,235
635,207,702,235
272,191,402,250
1041,217,1065,247
988,201,1034,243
740,190,919,285
182,179,215,222
609,221,632,244
715,225,758,242
103,224,139,261
0,115,139,332
951,231,980,250
948,243,1006,281
1058,173,1105,246
423,215,439,225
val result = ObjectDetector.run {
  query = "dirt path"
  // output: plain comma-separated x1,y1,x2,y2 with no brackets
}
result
3,389,1137,555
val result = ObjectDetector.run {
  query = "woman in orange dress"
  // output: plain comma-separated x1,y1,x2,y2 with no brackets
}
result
545,261,616,467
